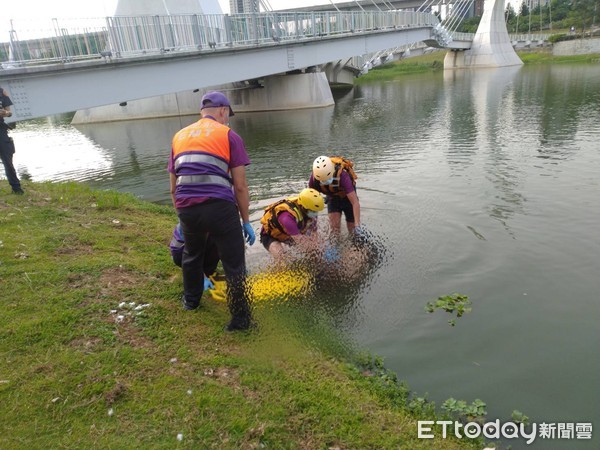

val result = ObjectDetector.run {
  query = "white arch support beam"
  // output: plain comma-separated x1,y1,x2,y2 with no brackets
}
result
444,0,522,68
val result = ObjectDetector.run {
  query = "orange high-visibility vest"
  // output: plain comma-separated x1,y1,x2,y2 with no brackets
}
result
172,118,233,194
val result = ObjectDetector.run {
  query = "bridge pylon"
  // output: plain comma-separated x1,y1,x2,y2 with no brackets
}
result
444,0,522,69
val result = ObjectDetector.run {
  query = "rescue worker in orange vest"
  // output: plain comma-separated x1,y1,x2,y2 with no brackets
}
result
168,91,255,332
309,155,361,235
259,188,325,260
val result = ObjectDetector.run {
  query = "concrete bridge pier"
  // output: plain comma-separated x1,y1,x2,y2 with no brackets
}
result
230,72,335,113
321,59,360,86
444,0,522,69
71,72,334,123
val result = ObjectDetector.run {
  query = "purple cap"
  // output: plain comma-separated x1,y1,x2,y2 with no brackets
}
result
201,91,234,116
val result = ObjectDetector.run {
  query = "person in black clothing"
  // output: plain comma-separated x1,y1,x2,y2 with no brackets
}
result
0,86,23,194
169,222,219,290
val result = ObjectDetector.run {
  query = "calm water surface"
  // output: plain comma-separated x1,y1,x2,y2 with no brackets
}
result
6,64,600,448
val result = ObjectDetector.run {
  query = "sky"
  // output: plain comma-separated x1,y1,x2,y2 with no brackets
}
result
3,0,333,19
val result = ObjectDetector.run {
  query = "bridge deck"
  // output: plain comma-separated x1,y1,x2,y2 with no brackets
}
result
1,11,442,121
2,11,439,69
0,9,551,122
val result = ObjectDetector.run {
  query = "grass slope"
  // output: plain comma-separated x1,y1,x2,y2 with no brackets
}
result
0,182,479,449
357,49,600,82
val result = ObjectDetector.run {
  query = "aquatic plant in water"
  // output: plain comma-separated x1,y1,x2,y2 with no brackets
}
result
425,293,472,326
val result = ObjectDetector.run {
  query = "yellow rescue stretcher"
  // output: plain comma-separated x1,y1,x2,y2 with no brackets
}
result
208,268,312,303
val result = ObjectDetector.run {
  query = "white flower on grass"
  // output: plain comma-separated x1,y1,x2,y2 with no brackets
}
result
177,433,183,441
108,408,114,416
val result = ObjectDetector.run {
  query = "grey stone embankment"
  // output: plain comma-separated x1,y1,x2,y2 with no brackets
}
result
552,37,600,56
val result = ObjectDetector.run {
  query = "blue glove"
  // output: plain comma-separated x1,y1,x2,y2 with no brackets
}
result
203,275,214,291
323,245,340,263
353,225,366,237
242,222,255,246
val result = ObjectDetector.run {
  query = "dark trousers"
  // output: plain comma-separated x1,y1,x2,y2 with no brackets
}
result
172,234,220,276
0,134,21,191
327,194,355,222
177,200,250,322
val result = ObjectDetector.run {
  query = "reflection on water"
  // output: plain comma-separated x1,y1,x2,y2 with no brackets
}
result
9,115,113,183
6,64,600,449
232,107,337,204
72,116,193,203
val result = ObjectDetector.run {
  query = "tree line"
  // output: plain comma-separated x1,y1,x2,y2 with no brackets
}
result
457,0,599,35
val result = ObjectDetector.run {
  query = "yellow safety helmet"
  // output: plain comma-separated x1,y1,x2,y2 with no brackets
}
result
297,188,325,212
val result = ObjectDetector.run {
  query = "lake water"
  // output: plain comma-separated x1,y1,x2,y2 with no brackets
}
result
5,64,600,449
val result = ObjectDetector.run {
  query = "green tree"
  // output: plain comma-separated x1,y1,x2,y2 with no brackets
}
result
458,0,597,36
506,3,517,22
569,0,600,33
457,16,482,33
551,0,571,21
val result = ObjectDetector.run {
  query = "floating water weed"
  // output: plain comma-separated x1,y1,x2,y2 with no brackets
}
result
425,293,472,326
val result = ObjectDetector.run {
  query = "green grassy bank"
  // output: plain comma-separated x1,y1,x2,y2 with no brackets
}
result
0,182,481,449
356,49,600,82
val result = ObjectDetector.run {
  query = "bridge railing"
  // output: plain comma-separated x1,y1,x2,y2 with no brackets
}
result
1,11,440,68
509,33,551,43
1,18,112,67
450,31,474,41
